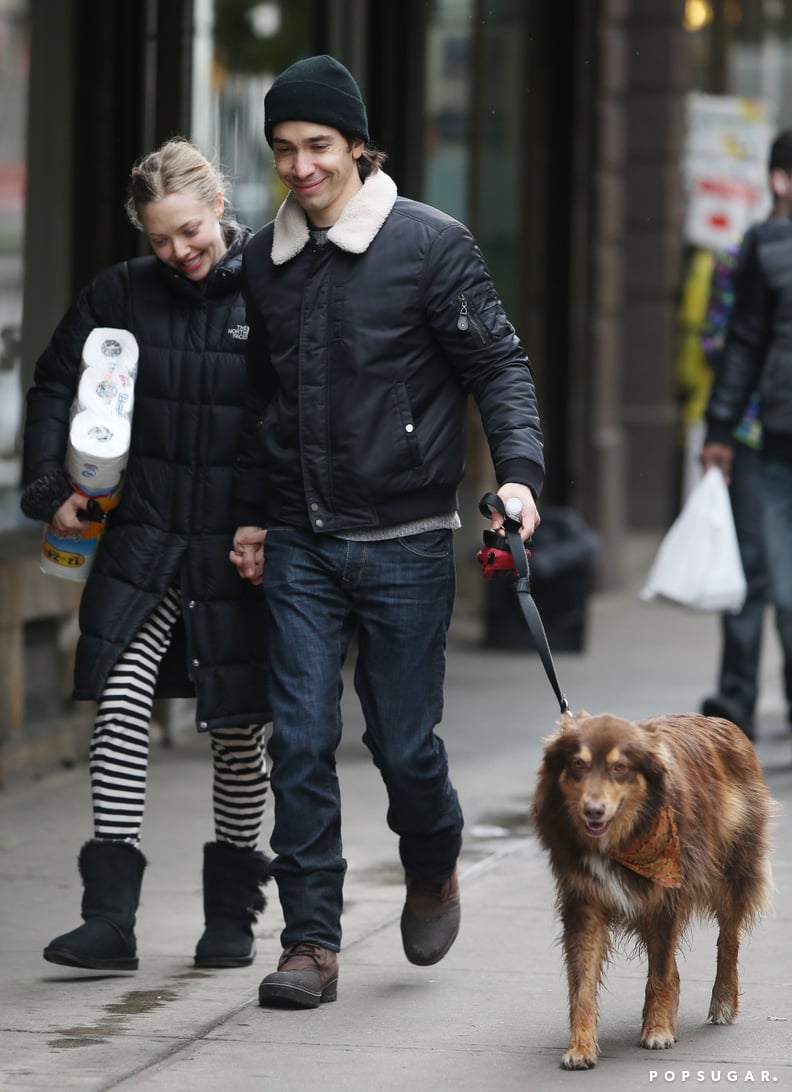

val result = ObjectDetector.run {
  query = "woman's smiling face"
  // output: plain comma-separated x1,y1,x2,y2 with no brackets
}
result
139,191,226,281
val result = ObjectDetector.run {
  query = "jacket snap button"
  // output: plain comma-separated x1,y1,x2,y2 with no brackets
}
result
405,423,414,433
199,721,207,729
192,658,200,667
311,503,318,511
188,600,195,608
315,519,324,528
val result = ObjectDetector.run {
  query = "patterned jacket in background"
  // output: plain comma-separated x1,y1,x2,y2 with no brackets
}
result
674,247,714,427
702,242,762,451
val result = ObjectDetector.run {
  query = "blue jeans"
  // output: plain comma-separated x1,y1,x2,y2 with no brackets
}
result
717,443,768,720
761,458,792,707
263,527,463,951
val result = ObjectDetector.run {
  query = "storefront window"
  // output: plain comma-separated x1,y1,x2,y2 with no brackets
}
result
680,2,792,252
192,0,319,232
686,0,792,117
424,0,473,223
423,0,525,314
472,0,525,316
0,0,28,490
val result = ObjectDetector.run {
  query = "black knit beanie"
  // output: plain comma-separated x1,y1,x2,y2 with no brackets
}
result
769,129,792,172
264,55,369,147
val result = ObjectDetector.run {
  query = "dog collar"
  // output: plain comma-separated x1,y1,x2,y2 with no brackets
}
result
608,804,682,889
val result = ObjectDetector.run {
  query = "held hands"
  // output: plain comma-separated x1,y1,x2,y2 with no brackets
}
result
493,483,540,541
230,526,267,585
229,487,539,582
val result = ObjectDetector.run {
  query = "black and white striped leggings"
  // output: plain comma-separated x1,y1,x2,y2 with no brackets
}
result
89,586,269,849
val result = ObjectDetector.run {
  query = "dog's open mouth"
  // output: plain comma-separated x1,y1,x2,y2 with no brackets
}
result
584,819,611,837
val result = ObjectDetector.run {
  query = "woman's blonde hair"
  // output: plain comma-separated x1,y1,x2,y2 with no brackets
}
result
125,137,231,229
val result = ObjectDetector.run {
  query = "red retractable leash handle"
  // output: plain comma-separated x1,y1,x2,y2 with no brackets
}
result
475,495,529,580
476,492,570,715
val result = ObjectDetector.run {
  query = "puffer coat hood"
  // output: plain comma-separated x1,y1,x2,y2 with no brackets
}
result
22,225,270,731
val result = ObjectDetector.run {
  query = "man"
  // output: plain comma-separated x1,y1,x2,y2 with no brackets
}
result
702,128,792,734
698,244,767,739
231,55,544,1009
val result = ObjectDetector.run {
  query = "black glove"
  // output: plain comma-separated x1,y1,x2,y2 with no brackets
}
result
20,469,74,523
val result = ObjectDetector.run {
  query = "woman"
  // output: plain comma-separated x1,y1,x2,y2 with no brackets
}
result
20,138,270,972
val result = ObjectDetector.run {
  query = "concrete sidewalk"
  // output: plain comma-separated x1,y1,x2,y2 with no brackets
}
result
1,534,790,1091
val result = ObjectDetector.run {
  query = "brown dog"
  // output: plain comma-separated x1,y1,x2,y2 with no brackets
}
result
532,711,776,1070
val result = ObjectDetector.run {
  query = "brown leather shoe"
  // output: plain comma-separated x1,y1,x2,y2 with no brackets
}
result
258,942,338,1008
400,865,460,966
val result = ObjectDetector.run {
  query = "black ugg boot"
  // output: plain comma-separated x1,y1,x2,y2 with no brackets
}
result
194,841,271,968
43,840,147,971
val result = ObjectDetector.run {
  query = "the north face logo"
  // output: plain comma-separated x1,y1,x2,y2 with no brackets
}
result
228,324,249,340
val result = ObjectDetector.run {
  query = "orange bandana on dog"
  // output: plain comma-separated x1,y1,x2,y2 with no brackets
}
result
609,805,682,888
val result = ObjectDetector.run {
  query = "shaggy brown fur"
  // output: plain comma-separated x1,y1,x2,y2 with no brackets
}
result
532,711,777,1070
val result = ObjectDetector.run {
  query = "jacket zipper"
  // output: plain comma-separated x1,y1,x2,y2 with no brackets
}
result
457,293,487,344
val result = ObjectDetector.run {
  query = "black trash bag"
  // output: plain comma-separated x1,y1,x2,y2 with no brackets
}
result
483,506,601,653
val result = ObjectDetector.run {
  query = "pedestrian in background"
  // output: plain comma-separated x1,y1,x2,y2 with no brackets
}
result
231,55,544,1009
21,138,271,973
702,128,792,735
698,242,767,738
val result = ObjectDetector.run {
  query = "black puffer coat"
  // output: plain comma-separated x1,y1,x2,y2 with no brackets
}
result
22,226,270,731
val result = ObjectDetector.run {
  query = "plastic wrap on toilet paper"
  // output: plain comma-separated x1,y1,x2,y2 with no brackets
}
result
40,327,137,582
81,327,139,380
65,410,131,493
76,365,135,420
40,484,123,581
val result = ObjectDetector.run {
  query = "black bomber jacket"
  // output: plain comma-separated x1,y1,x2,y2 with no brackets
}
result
233,170,545,533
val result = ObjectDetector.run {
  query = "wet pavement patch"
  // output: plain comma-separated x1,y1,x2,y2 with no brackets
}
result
48,986,179,1048
105,987,179,1016
47,1037,107,1049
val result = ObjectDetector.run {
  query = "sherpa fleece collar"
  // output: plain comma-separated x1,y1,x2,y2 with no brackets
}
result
271,169,398,265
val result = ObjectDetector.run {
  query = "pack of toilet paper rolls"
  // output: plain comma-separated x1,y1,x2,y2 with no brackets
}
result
73,326,137,419
65,410,132,493
81,327,139,379
40,482,124,581
76,365,135,421
40,328,138,582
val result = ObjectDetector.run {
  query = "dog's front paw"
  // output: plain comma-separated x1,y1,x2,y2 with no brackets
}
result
561,1037,598,1070
561,1051,597,1070
640,1026,677,1050
707,1000,738,1025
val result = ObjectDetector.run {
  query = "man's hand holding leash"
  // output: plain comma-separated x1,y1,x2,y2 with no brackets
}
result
491,482,540,541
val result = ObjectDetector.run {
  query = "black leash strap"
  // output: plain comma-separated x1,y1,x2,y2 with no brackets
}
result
479,493,570,714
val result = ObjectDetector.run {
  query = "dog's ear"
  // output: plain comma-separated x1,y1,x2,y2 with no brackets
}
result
539,725,581,777
630,743,667,788
533,727,580,827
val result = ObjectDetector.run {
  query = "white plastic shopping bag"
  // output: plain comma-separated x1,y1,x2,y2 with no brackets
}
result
640,466,747,613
